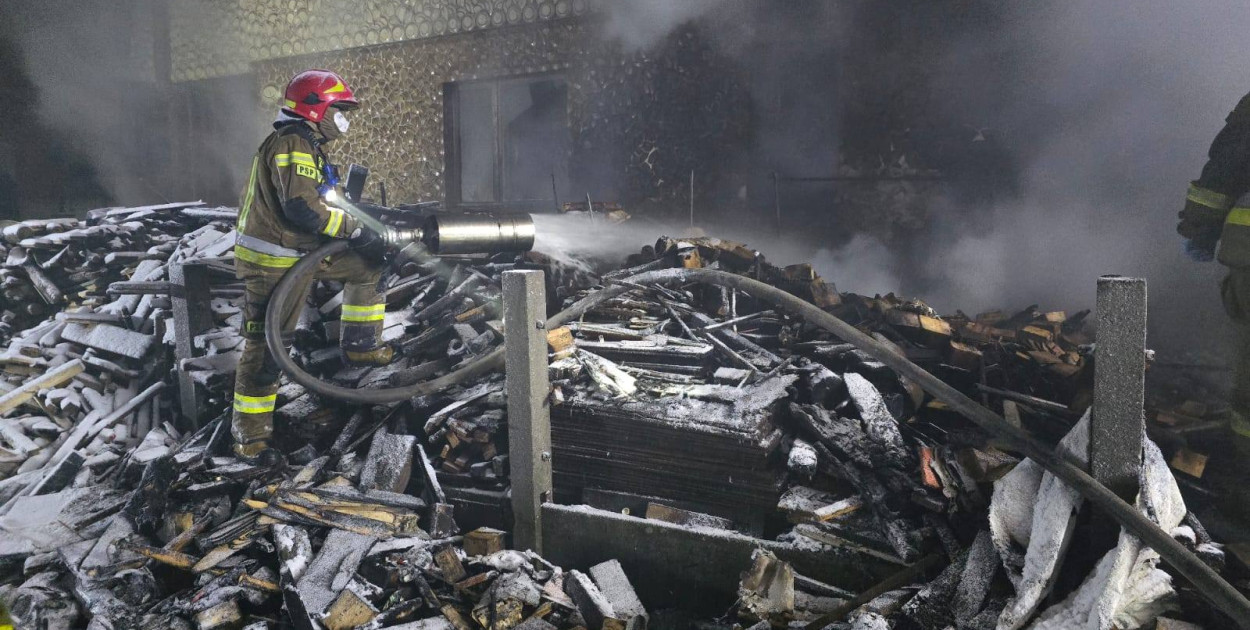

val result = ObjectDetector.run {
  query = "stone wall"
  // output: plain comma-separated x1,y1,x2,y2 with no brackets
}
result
169,0,590,82
249,19,751,208
166,0,751,210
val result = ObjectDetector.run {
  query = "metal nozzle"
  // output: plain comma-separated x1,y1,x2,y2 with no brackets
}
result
423,213,535,255
383,227,424,249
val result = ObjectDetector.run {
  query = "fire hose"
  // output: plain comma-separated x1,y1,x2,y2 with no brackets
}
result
265,258,1250,626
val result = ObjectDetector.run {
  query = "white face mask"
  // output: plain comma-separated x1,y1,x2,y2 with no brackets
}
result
333,110,350,134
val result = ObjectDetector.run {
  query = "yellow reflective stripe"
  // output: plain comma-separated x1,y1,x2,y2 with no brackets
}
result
342,304,386,322
234,403,275,414
1225,207,1250,227
290,152,316,166
238,156,259,231
342,304,386,314
1232,412,1250,437
236,234,300,258
274,153,313,168
325,80,347,94
1188,183,1234,211
234,245,299,268
233,392,277,414
322,207,344,236
284,99,297,109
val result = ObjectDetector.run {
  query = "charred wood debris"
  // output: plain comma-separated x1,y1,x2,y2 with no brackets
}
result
0,202,1241,629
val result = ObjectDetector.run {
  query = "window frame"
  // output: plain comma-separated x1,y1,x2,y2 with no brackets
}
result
443,71,569,211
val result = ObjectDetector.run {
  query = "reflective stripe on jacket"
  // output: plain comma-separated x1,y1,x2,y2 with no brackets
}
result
234,233,303,269
1222,192,1250,267
235,123,356,275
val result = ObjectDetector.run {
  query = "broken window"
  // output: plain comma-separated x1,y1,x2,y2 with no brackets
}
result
444,74,570,209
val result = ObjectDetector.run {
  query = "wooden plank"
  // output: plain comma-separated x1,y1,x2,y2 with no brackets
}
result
61,323,154,360
0,359,83,415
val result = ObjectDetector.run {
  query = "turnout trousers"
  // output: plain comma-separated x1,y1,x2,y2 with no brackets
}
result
1220,266,1250,450
231,251,385,452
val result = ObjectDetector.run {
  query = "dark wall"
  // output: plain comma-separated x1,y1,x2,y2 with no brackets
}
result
0,25,111,218
166,73,268,207
1,0,175,217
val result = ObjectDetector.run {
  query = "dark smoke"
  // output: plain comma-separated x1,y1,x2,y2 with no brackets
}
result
909,1,1249,357
6,1,1241,359
7,1,164,209
0,12,113,218
599,0,1246,358
4,0,265,214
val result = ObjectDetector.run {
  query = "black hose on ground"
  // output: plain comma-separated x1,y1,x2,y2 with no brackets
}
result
267,255,1250,626
264,240,504,405
658,269,1250,628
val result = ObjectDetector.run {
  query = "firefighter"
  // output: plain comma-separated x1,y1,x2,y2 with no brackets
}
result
231,69,390,460
1180,91,1250,455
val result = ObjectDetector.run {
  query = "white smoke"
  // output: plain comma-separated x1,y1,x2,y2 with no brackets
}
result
594,0,1248,356
909,2,1250,353
601,0,728,51
809,235,902,298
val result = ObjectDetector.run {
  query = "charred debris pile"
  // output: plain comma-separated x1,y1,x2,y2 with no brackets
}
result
0,204,1242,629
0,204,651,629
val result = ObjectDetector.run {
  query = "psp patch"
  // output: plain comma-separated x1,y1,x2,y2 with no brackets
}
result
296,163,323,182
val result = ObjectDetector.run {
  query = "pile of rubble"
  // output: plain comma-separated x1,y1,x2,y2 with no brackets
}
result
0,204,654,628
0,202,240,479
413,236,1095,517
0,204,1244,629
394,236,1243,628
0,203,239,345
0,415,651,629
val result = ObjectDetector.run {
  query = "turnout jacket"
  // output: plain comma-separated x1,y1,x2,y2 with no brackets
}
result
234,121,357,274
1184,92,1250,267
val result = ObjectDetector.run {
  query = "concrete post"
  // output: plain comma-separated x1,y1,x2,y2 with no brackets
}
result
503,270,553,553
169,262,214,431
1092,276,1146,502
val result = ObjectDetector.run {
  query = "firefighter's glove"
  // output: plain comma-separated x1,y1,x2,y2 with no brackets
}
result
349,226,388,265
1183,230,1219,262
1177,190,1229,240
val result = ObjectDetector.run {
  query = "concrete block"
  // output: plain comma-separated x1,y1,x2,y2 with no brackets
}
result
589,559,647,630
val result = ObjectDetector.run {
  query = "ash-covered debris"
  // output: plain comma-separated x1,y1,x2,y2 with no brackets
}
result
0,204,1243,628
0,204,655,628
0,202,241,481
0,203,234,343
526,236,1242,628
0,403,650,629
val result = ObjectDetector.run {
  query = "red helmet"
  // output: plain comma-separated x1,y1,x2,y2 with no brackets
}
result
282,70,359,122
